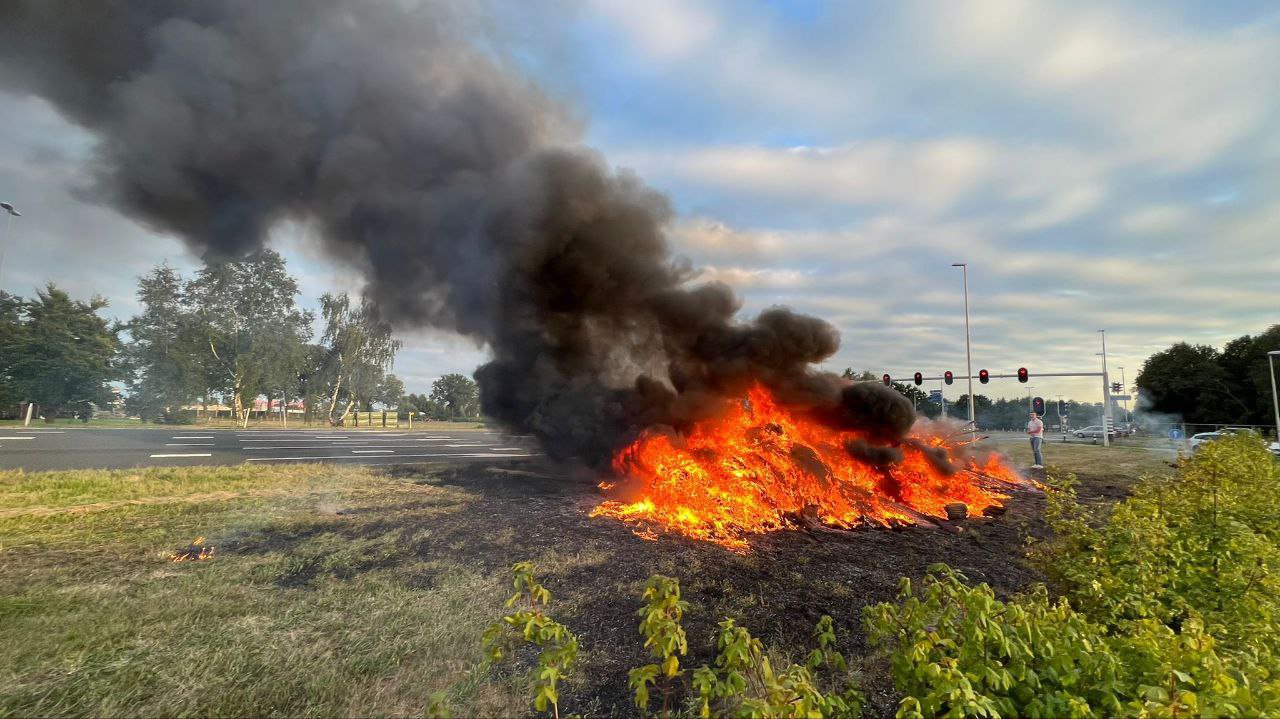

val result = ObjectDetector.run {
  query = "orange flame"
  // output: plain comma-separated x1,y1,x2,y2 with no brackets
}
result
170,536,214,562
593,384,1025,549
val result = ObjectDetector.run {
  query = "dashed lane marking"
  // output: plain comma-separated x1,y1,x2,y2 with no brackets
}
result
166,443,215,446
149,453,213,458
246,452,534,462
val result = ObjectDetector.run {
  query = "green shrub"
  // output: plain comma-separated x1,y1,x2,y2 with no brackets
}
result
691,616,863,718
867,435,1280,718
481,562,579,718
865,565,1126,718
630,575,690,716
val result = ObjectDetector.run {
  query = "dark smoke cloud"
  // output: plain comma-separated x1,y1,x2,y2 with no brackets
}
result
0,0,913,465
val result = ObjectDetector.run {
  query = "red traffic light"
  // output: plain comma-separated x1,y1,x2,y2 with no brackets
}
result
882,374,892,386
978,369,989,384
913,372,923,386
1018,367,1029,383
944,371,954,385
1033,396,1045,415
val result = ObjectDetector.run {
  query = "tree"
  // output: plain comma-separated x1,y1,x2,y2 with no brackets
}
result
1136,342,1242,424
430,373,480,420
375,373,405,409
0,290,23,409
186,250,313,420
842,368,877,381
317,292,400,424
402,392,449,420
4,285,121,420
1219,325,1280,425
123,265,204,421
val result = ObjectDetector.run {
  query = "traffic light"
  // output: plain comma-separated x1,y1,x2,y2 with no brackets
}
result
1111,382,1122,393
944,371,954,385
1017,367,1029,383
1033,396,1045,415
978,369,989,384
913,372,923,386
882,374,891,386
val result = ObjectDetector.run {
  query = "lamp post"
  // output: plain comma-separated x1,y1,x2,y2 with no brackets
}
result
1098,329,1112,447
1268,350,1280,443
951,263,976,431
1026,386,1035,412
0,202,21,289
1118,365,1128,418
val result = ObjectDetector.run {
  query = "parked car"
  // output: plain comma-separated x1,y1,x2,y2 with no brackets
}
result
1189,431,1224,451
1074,425,1116,439
1270,441,1280,458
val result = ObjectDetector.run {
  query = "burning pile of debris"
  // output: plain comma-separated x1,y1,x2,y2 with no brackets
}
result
594,385,1031,549
169,536,214,563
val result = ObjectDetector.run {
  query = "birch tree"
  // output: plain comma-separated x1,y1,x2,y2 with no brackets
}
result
318,292,400,424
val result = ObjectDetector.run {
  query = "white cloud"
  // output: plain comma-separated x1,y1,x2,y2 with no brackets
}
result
584,0,717,61
1118,205,1191,234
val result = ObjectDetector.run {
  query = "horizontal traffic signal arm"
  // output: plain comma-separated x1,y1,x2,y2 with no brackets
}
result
895,371,1105,382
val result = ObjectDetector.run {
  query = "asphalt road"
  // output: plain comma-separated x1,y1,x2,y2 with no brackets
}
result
0,427,540,471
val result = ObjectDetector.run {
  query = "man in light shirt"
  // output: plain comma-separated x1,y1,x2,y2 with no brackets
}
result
1027,412,1045,468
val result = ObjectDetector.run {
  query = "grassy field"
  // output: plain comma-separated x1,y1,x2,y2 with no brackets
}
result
0,464,527,717
0,442,1174,717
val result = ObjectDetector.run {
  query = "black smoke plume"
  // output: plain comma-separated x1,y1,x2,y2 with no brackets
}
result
0,0,914,465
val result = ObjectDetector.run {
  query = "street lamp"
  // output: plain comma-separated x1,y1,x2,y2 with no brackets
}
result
1098,329,1112,447
0,201,21,289
952,263,975,431
1268,350,1280,443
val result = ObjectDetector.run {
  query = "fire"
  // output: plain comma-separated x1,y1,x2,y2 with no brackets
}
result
593,385,1026,549
170,536,214,562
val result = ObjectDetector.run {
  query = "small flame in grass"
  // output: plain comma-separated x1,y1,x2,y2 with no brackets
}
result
170,536,214,562
593,384,1028,550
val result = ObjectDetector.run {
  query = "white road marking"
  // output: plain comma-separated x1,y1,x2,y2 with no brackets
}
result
315,436,348,439
489,447,526,451
2,437,34,440
150,453,212,458
445,443,487,447
247,452,533,462
166,443,215,446
172,436,214,439
351,450,395,454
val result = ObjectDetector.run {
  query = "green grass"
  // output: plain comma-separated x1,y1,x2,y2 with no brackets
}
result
981,433,1175,482
0,464,525,717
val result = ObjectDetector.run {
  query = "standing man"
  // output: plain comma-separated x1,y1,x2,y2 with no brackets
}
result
1027,412,1045,469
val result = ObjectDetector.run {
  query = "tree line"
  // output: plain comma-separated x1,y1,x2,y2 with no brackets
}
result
0,250,481,423
1135,324,1279,426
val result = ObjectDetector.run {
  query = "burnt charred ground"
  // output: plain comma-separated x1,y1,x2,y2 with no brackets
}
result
0,444,1173,717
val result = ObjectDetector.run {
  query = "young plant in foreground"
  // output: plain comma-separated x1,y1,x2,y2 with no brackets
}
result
481,562,579,719
629,575,690,716
691,616,862,718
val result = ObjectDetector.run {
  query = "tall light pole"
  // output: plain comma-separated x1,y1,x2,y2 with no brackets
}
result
0,202,21,289
1268,350,1280,443
952,263,975,431
1026,385,1036,412
1098,329,1112,447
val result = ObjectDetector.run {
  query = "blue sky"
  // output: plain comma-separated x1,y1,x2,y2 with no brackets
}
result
1,0,1278,405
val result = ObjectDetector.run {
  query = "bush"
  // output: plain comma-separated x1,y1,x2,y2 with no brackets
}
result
867,435,1280,717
